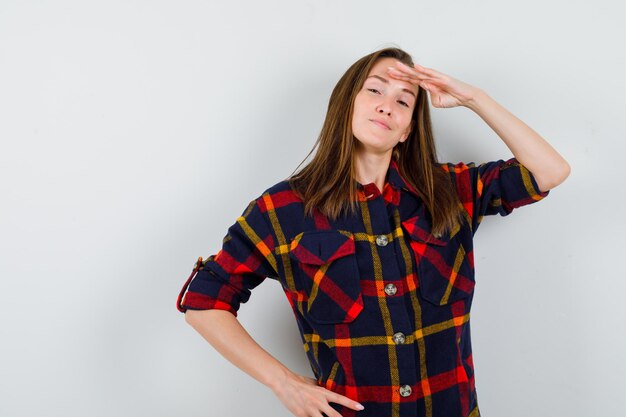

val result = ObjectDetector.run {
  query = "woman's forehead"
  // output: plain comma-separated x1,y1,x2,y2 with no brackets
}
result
366,58,418,95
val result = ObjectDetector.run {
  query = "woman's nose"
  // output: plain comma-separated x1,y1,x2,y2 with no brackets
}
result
377,104,391,115
376,97,393,115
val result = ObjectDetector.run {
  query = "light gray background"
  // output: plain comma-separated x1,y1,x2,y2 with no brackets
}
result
1,1,623,416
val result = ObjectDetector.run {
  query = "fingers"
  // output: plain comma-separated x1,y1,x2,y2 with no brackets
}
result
387,62,447,87
387,66,424,82
326,391,365,412
386,68,438,91
320,404,344,417
279,372,365,416
400,61,445,79
414,64,442,78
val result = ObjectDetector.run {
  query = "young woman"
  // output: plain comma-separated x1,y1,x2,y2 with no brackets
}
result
177,47,570,417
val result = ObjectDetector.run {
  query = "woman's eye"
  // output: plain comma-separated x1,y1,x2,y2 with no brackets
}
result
368,88,409,108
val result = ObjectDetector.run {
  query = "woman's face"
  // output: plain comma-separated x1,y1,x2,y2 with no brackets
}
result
351,57,418,155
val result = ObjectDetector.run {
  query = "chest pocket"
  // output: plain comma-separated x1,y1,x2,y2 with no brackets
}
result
401,215,475,306
288,230,364,325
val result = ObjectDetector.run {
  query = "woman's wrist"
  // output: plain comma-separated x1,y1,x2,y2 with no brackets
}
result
266,363,298,393
462,87,489,112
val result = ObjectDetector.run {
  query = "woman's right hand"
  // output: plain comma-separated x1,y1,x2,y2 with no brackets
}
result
271,371,365,417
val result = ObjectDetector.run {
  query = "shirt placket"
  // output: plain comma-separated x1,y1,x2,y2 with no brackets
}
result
361,182,419,417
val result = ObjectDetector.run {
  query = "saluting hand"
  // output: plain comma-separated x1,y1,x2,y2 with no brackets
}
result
386,61,483,109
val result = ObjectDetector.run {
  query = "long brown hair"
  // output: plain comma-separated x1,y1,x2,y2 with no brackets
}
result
288,47,464,237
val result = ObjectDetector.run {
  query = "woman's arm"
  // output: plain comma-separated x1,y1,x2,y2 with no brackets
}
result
387,62,571,192
184,309,365,416
185,309,292,390
463,90,570,192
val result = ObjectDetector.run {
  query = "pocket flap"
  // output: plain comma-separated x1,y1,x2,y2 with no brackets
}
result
401,215,475,305
289,230,355,265
401,215,450,246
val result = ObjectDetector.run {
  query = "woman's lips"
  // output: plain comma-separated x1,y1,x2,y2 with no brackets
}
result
370,119,390,130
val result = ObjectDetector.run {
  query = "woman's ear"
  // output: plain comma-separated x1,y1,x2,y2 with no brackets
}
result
399,121,413,142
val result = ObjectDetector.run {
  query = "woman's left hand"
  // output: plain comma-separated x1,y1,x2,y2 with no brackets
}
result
387,61,483,109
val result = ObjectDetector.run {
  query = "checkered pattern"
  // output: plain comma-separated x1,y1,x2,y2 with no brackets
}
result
177,157,550,417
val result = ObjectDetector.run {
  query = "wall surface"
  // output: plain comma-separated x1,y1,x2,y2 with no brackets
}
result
1,1,623,416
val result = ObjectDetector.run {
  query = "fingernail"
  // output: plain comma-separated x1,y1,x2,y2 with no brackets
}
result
355,403,365,410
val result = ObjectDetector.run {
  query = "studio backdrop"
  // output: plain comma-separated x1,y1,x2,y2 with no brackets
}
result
0,1,623,416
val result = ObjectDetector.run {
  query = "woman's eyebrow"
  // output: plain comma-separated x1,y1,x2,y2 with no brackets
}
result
366,74,416,98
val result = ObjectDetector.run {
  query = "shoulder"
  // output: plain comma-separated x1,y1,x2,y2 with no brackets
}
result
249,178,303,213
436,162,475,190
254,178,300,201
438,161,477,174
262,178,294,195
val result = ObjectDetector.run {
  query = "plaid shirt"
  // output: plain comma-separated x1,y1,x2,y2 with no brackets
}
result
177,157,550,417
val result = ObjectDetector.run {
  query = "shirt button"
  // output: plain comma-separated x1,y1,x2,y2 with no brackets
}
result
375,234,388,246
399,384,412,397
384,283,397,296
392,332,406,344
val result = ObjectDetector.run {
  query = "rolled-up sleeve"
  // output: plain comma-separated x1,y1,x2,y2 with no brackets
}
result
176,197,279,316
444,157,550,234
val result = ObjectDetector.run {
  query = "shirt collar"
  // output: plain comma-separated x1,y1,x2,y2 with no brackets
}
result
354,158,420,205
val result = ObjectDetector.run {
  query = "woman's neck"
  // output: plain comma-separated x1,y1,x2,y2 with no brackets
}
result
353,150,392,194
